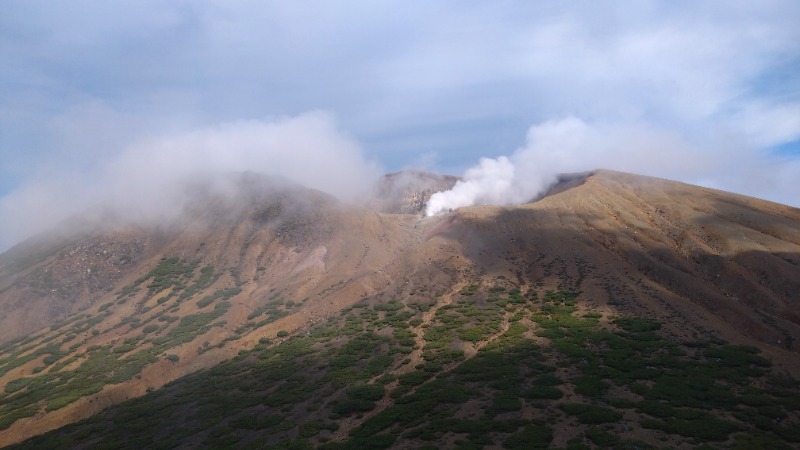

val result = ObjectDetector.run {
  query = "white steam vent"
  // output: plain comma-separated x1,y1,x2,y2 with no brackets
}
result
425,116,726,216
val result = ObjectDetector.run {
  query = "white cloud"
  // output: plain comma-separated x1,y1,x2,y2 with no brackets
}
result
0,112,381,251
730,101,800,148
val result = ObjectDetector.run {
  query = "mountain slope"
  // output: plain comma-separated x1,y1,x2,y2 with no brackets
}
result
0,169,799,448
456,170,800,356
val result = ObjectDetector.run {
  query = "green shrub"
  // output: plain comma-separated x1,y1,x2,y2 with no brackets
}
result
298,419,337,438
398,371,430,387
457,327,485,343
641,416,740,441
42,354,61,365
488,393,521,415
114,344,136,354
704,345,771,368
459,284,479,295
347,383,385,402
533,374,563,385
197,295,217,308
4,377,34,393
585,427,619,446
230,414,283,430
374,300,404,312
573,376,610,398
613,317,662,333
560,403,622,424
0,406,38,430
607,398,636,409
503,424,553,449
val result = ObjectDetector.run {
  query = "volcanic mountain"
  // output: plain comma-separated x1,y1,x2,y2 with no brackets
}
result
0,169,799,448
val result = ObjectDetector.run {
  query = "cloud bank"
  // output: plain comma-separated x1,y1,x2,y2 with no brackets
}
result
0,112,381,251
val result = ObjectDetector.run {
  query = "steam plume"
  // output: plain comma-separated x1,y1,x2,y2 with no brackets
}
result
427,117,800,215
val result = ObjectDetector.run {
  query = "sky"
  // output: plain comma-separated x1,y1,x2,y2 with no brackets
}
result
1,1,799,249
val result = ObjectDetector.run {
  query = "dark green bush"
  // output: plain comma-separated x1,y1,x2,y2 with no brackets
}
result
503,424,553,449
346,383,385,402
374,300,404,312
560,403,622,424
641,415,740,441
585,427,619,446
523,385,563,399
613,317,662,333
573,376,610,398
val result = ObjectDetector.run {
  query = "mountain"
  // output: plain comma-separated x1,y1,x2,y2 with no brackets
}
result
0,169,799,449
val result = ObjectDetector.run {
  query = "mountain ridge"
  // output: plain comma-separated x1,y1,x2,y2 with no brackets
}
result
0,169,799,447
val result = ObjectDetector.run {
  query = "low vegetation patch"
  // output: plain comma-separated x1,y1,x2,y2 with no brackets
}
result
3,286,799,450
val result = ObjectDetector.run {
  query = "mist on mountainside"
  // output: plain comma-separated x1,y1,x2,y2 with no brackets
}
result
0,112,382,253
4,112,799,254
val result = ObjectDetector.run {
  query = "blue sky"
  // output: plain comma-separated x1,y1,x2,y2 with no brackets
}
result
1,1,799,250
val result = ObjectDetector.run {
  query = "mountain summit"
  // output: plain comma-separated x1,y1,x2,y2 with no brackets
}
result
1,169,799,448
